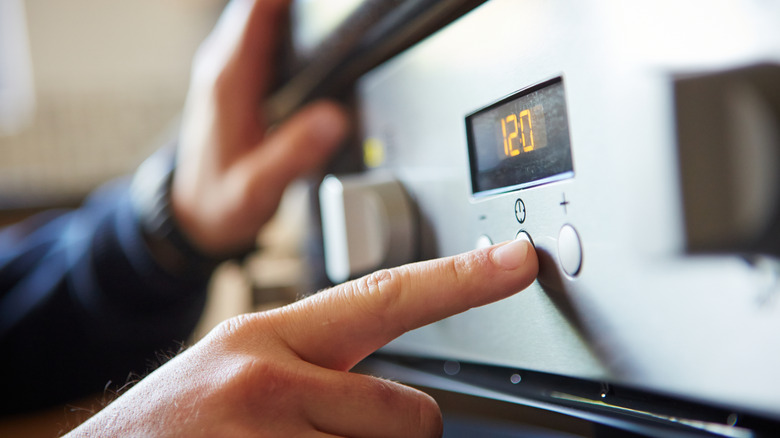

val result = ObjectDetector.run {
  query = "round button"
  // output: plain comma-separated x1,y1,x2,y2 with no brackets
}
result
515,230,533,246
558,225,582,276
514,199,526,224
476,235,493,249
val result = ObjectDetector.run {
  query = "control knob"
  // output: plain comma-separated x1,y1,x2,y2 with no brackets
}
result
319,172,417,283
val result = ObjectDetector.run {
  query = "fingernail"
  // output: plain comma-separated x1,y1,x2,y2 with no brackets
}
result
490,239,531,270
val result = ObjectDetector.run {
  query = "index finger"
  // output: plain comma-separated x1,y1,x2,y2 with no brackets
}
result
273,239,538,371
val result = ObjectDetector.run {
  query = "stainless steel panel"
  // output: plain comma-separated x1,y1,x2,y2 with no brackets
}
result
354,0,780,417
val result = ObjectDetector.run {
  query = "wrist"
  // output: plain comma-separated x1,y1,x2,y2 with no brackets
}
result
130,145,225,277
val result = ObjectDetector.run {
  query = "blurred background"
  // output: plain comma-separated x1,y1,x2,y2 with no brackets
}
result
0,0,226,210
0,0,281,343
0,0,368,352
1,1,455,435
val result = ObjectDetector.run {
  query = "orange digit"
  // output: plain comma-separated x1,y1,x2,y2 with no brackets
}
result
519,109,535,152
504,114,520,157
501,117,509,156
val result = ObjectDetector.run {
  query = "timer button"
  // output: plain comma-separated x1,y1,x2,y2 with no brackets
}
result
515,230,533,246
558,224,582,276
476,235,493,249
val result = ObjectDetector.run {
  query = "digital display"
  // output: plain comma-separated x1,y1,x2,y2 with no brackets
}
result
466,77,573,197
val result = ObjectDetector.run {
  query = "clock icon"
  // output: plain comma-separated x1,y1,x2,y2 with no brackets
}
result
515,198,526,224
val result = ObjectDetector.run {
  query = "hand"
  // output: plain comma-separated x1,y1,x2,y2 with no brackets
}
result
66,239,538,437
172,0,348,256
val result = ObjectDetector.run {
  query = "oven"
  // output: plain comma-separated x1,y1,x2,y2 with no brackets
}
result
278,1,780,435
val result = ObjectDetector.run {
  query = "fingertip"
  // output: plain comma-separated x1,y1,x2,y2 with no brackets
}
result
489,239,536,271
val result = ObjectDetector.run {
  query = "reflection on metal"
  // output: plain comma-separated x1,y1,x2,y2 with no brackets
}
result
270,0,487,123
359,355,777,437
550,392,753,438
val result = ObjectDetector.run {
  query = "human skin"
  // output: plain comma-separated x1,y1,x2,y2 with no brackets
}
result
171,0,348,257
64,0,540,435
66,238,538,437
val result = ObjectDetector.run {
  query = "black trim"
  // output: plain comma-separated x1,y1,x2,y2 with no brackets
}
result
358,354,780,437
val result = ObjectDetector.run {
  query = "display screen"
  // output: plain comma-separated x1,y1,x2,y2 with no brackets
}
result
466,77,573,197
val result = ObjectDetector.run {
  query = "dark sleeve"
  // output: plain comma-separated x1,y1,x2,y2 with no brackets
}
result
0,180,211,415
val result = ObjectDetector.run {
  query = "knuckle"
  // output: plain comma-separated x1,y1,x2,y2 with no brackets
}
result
414,391,443,438
213,314,252,338
242,359,291,397
362,376,398,403
209,313,269,347
230,358,304,414
357,269,394,298
363,378,442,437
346,268,409,326
394,384,442,438
447,250,485,284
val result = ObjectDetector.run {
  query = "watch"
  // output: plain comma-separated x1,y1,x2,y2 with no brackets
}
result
130,145,223,277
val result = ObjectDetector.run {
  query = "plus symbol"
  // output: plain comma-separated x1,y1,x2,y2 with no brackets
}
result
560,193,570,214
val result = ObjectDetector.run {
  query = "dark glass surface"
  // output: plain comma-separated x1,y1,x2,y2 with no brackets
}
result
467,77,573,197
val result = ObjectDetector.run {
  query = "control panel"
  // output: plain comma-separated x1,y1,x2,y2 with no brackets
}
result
318,0,780,421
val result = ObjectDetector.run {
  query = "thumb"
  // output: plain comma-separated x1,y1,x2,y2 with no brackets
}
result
245,101,349,194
